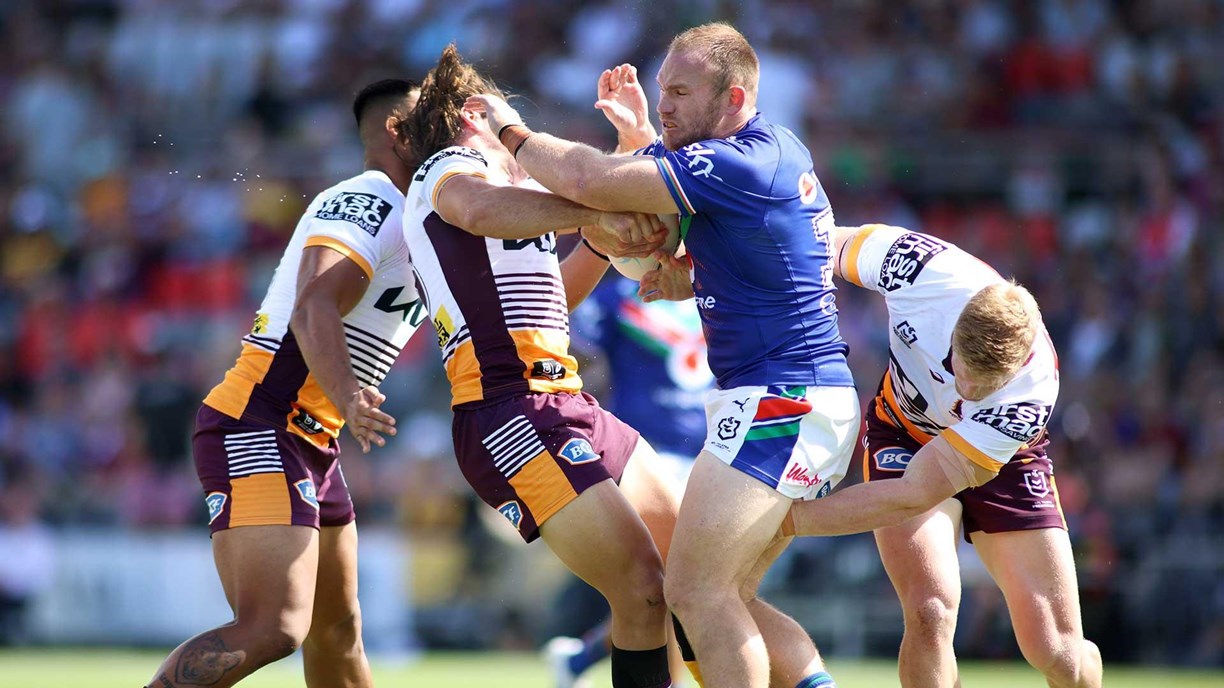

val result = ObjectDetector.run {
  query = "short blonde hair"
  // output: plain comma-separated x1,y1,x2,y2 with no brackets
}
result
952,281,1041,384
669,22,759,98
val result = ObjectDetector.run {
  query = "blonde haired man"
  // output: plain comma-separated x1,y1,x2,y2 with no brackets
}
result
781,225,1104,688
470,20,855,688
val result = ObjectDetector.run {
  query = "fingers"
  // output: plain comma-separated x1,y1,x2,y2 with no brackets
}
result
597,68,612,99
625,64,638,84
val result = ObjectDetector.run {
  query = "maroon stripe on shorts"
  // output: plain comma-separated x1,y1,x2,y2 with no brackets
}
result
424,211,529,403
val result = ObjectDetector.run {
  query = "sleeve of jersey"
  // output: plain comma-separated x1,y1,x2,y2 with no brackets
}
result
423,147,489,215
652,140,766,219
302,187,397,281
839,225,907,292
941,423,1021,474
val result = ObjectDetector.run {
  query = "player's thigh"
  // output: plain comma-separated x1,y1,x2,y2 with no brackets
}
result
540,478,663,598
212,524,320,629
972,528,1085,649
618,437,683,562
875,498,964,611
667,451,794,592
740,528,793,600
309,522,362,636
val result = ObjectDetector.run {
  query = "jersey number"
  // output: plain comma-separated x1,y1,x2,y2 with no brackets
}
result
375,287,427,326
502,235,557,254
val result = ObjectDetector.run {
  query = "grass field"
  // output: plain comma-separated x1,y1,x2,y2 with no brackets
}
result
2,649,1222,688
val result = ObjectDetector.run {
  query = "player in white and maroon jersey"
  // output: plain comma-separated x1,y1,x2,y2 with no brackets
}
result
147,80,424,688
784,224,1103,688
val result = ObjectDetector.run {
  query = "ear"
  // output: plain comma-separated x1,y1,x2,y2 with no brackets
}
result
459,107,482,131
726,86,747,115
384,115,400,142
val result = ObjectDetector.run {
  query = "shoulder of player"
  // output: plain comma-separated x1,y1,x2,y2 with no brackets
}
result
415,146,489,178
320,170,404,207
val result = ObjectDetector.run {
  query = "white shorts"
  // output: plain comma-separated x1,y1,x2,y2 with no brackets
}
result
703,384,860,500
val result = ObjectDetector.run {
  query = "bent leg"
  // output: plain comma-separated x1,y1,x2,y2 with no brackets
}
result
147,525,319,688
664,452,795,688
303,522,372,688
739,531,824,688
972,528,1102,688
875,498,964,688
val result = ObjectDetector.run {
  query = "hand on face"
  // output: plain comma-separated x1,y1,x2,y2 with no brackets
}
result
585,212,668,258
463,95,524,140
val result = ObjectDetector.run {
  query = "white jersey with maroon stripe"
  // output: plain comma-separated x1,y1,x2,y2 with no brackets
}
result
838,225,1059,470
403,146,581,407
203,170,424,444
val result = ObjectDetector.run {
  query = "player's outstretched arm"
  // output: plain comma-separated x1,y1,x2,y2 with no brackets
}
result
559,234,613,312
434,173,665,257
291,247,396,453
465,94,678,215
785,436,996,536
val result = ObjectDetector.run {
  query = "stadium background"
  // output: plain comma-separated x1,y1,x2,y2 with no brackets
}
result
0,0,1222,683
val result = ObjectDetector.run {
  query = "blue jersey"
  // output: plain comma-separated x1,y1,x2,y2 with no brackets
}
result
644,114,853,389
570,276,712,456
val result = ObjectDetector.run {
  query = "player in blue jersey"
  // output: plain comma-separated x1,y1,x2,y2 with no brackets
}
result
470,23,857,688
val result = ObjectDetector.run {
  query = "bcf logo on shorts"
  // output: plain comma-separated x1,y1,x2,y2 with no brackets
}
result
294,479,320,510
874,447,913,472
498,501,523,530
205,492,228,524
559,438,599,465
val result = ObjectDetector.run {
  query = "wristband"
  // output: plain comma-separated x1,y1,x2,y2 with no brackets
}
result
499,124,533,157
582,237,609,261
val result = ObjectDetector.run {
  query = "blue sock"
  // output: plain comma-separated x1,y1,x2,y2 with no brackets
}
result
568,623,612,675
795,671,836,688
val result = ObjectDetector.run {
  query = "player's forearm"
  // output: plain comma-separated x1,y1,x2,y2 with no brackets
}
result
290,299,362,407
459,185,602,239
560,240,611,311
790,479,939,537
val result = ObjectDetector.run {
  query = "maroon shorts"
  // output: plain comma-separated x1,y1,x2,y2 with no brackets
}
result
453,391,640,543
862,398,1066,543
193,404,355,534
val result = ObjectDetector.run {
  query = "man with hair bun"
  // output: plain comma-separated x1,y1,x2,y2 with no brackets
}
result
777,224,1104,688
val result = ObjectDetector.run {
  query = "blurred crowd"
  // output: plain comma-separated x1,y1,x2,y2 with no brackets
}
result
0,0,1221,665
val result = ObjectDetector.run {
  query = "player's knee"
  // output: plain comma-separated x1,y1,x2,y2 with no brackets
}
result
304,609,364,657
238,612,310,662
609,551,666,621
664,565,727,622
905,595,958,642
1019,634,1084,684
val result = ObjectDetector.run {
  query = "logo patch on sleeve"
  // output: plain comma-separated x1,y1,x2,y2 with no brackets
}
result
879,233,948,291
559,438,600,465
206,492,228,524
293,479,320,510
497,500,524,530
315,192,392,236
873,446,914,472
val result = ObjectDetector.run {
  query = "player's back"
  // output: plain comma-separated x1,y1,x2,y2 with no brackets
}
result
842,224,1059,463
203,171,424,445
645,114,851,390
403,146,582,408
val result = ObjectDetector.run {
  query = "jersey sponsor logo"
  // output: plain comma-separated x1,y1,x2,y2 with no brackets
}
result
873,446,914,472
879,233,948,292
531,360,567,380
251,313,269,335
815,480,832,498
558,438,600,465
970,402,1052,443
798,171,820,204
316,192,392,236
680,143,722,180
293,479,320,510
695,295,717,310
930,369,945,383
1023,469,1050,498
497,500,524,530
893,320,917,347
502,234,557,254
374,286,428,325
433,305,455,348
414,147,488,181
717,417,741,440
783,464,822,487
205,492,227,524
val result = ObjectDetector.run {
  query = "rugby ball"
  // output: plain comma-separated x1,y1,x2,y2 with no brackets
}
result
610,214,682,280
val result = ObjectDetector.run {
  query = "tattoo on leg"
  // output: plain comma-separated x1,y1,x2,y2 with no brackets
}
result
172,631,243,686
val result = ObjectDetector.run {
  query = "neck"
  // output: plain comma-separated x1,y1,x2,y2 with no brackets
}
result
716,107,756,140
364,151,412,193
